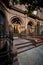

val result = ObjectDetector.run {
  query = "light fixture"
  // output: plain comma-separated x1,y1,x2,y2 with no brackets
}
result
32,10,37,15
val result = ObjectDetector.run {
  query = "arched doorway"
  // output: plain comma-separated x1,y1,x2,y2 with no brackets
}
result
27,21,35,36
11,17,21,37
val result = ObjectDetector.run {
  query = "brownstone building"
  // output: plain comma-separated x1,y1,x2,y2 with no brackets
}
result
0,0,43,37
0,1,43,65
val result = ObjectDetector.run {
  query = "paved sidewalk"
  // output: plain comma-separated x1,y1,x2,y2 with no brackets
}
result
18,45,43,65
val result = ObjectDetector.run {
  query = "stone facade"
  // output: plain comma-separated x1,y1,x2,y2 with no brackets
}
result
0,1,43,65
0,2,43,37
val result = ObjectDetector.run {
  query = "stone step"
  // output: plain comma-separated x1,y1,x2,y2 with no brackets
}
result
16,42,43,54
16,43,32,49
14,39,43,54
17,45,35,54
36,42,43,47
34,39,43,43
15,41,31,46
37,41,43,43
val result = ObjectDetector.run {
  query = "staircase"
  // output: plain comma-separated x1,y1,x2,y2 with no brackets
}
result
15,39,43,54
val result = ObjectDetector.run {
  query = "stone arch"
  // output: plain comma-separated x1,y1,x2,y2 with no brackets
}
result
12,17,21,24
10,16,23,25
27,21,36,36
27,21,34,26
27,20,36,26
10,16,23,36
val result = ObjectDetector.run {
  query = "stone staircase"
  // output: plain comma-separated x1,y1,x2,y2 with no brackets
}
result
15,39,43,54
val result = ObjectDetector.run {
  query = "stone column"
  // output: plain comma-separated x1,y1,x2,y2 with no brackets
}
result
25,15,28,36
37,21,40,36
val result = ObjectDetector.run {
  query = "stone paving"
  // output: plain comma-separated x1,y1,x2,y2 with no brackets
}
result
18,45,43,65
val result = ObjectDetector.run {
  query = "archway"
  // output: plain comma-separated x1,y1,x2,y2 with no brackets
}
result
27,21,35,36
11,17,21,36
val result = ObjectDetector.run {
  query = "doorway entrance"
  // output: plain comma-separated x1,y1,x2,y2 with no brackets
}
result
11,17,21,37
27,21,35,36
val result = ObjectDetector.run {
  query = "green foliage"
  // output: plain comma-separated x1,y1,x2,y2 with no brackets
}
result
27,4,38,16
